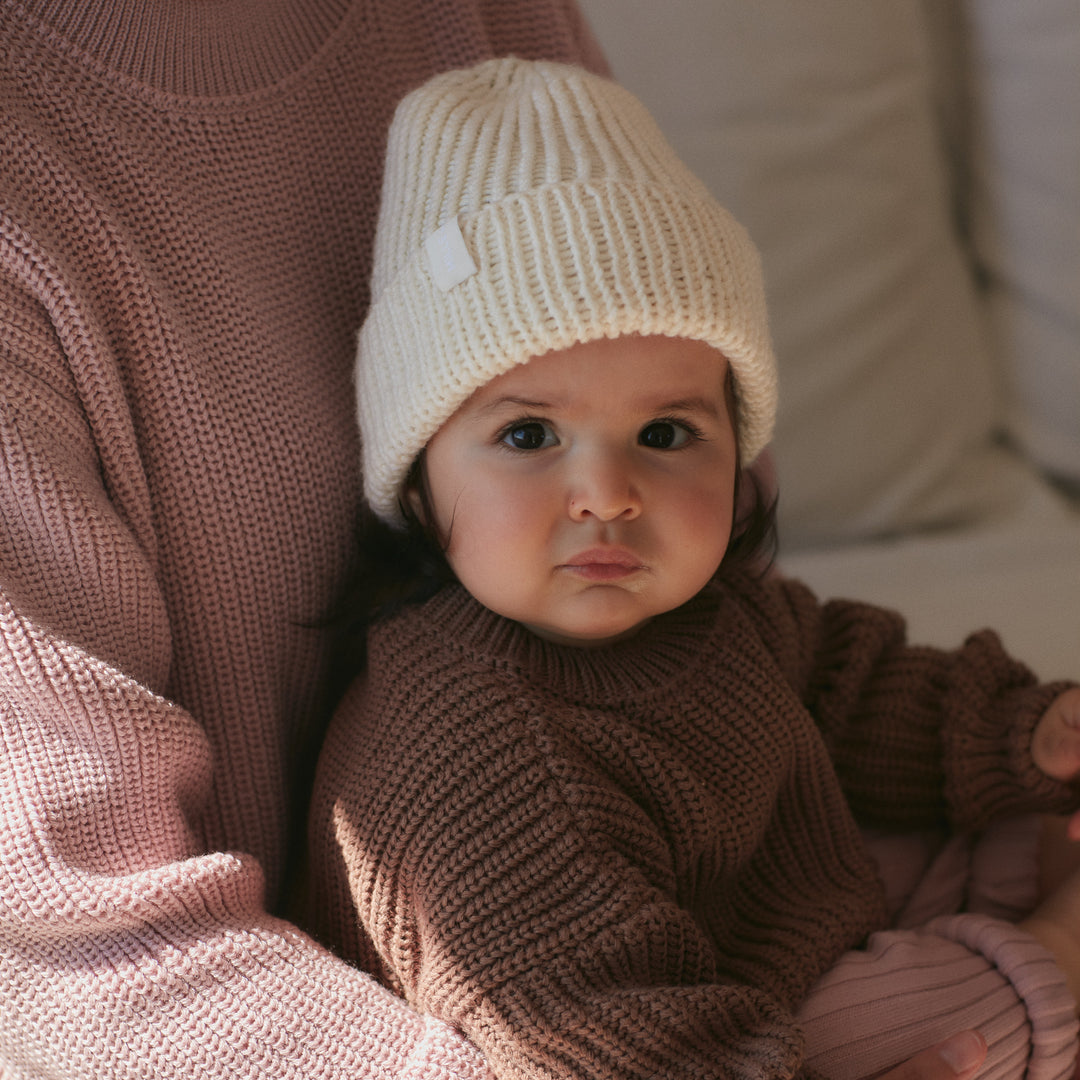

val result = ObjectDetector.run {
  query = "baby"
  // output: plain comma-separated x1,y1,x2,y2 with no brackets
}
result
303,58,1080,1080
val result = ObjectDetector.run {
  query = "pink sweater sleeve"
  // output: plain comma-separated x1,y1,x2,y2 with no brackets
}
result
0,259,494,1078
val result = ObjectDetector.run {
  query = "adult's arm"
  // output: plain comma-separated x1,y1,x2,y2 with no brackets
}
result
0,224,496,1079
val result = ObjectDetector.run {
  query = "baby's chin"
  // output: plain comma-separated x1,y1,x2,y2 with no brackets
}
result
520,616,652,649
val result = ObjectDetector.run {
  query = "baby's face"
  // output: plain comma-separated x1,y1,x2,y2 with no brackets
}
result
417,334,738,647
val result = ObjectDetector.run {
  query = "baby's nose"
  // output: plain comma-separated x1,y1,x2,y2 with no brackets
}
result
567,452,642,522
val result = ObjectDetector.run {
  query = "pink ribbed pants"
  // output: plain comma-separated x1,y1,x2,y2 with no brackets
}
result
799,818,1079,1080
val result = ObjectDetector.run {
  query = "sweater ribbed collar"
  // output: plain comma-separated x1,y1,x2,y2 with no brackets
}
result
9,0,353,97
411,584,729,707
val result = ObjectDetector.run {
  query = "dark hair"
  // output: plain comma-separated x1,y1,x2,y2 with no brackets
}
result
328,449,778,679
721,460,779,580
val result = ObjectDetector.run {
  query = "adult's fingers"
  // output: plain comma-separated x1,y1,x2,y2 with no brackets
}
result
871,1031,987,1080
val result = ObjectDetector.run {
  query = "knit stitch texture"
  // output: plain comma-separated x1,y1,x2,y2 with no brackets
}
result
305,574,1078,1080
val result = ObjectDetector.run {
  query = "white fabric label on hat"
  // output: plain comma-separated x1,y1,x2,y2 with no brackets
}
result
424,216,478,292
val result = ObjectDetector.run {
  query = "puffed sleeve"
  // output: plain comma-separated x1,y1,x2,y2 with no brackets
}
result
729,573,1077,832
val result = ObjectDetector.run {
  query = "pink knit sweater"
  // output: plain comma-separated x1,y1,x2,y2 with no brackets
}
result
0,2,604,1076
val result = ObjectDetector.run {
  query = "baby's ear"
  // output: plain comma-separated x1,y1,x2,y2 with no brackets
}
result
403,483,426,524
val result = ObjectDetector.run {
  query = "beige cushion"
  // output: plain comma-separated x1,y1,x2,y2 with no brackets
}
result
938,0,1080,485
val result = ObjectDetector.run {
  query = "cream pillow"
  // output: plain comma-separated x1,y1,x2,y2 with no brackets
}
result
935,0,1080,486
578,0,1024,548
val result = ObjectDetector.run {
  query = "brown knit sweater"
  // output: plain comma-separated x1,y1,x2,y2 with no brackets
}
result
0,2,604,1076
306,574,1074,1080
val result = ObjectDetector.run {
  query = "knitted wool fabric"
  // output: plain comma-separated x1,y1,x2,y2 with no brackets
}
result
0,1,604,1076
356,57,777,524
305,575,1078,1080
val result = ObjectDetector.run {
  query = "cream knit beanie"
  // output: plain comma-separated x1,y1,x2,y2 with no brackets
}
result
357,57,777,525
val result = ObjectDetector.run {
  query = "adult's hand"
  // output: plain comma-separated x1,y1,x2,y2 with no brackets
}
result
874,1032,987,1080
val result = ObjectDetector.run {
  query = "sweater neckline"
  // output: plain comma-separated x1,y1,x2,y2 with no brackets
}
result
422,584,727,706
11,0,354,98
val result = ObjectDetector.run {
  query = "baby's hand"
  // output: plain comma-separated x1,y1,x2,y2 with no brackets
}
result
1032,688,1080,782
1030,688,1080,839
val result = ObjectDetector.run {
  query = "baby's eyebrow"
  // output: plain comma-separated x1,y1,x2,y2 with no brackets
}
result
470,392,724,419
475,395,555,415
649,396,723,418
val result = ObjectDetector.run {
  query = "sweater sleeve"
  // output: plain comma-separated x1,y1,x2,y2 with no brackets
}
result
742,575,1078,832
0,244,497,1080
311,676,811,1080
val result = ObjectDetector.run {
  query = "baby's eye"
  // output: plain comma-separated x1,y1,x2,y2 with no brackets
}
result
501,420,558,451
639,421,696,450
